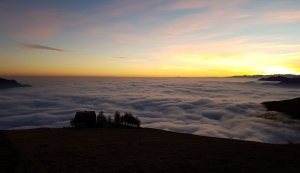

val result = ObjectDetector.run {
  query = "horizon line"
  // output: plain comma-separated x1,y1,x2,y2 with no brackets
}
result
1,74,298,78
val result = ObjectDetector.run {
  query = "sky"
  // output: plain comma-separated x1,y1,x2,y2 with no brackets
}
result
1,0,300,77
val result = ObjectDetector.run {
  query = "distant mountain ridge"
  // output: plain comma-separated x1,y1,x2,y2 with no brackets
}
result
232,74,300,78
0,78,32,89
258,76,300,84
262,97,300,120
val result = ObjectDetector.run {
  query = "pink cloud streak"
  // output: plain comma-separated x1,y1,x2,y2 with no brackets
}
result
18,43,71,52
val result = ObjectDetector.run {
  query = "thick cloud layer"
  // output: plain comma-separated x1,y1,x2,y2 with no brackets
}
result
1,77,300,144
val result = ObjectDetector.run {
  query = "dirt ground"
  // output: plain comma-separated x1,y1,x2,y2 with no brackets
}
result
1,128,300,173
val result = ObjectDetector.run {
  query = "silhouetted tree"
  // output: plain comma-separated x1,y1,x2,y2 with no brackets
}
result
121,112,140,127
114,111,121,125
120,115,124,125
70,110,141,129
70,118,76,127
134,116,141,127
123,112,130,126
128,112,135,126
107,116,112,127
97,111,107,127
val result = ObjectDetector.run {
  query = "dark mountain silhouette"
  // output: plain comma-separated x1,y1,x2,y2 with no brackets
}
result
258,76,300,84
0,78,32,89
262,97,300,120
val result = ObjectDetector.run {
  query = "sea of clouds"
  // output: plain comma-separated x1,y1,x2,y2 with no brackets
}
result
0,77,300,144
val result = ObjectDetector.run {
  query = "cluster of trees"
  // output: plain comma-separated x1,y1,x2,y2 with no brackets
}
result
70,111,141,128
97,111,141,127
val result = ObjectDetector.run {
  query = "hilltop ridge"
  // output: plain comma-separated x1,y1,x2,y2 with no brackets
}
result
258,76,300,84
0,78,32,89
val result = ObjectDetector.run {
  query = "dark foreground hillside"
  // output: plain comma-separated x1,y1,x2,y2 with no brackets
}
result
1,128,300,173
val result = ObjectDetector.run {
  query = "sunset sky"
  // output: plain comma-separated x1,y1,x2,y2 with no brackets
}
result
1,0,300,77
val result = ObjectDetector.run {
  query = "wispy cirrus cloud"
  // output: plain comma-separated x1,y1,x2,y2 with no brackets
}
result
18,43,71,52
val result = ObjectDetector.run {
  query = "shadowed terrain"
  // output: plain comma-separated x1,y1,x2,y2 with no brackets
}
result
0,78,31,89
1,128,300,173
259,76,300,84
262,97,300,120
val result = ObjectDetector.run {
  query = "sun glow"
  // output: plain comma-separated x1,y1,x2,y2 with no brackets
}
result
262,66,300,75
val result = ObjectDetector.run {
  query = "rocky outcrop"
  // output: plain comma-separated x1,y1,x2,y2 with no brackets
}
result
0,78,32,89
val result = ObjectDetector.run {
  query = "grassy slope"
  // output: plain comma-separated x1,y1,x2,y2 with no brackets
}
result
1,128,300,173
